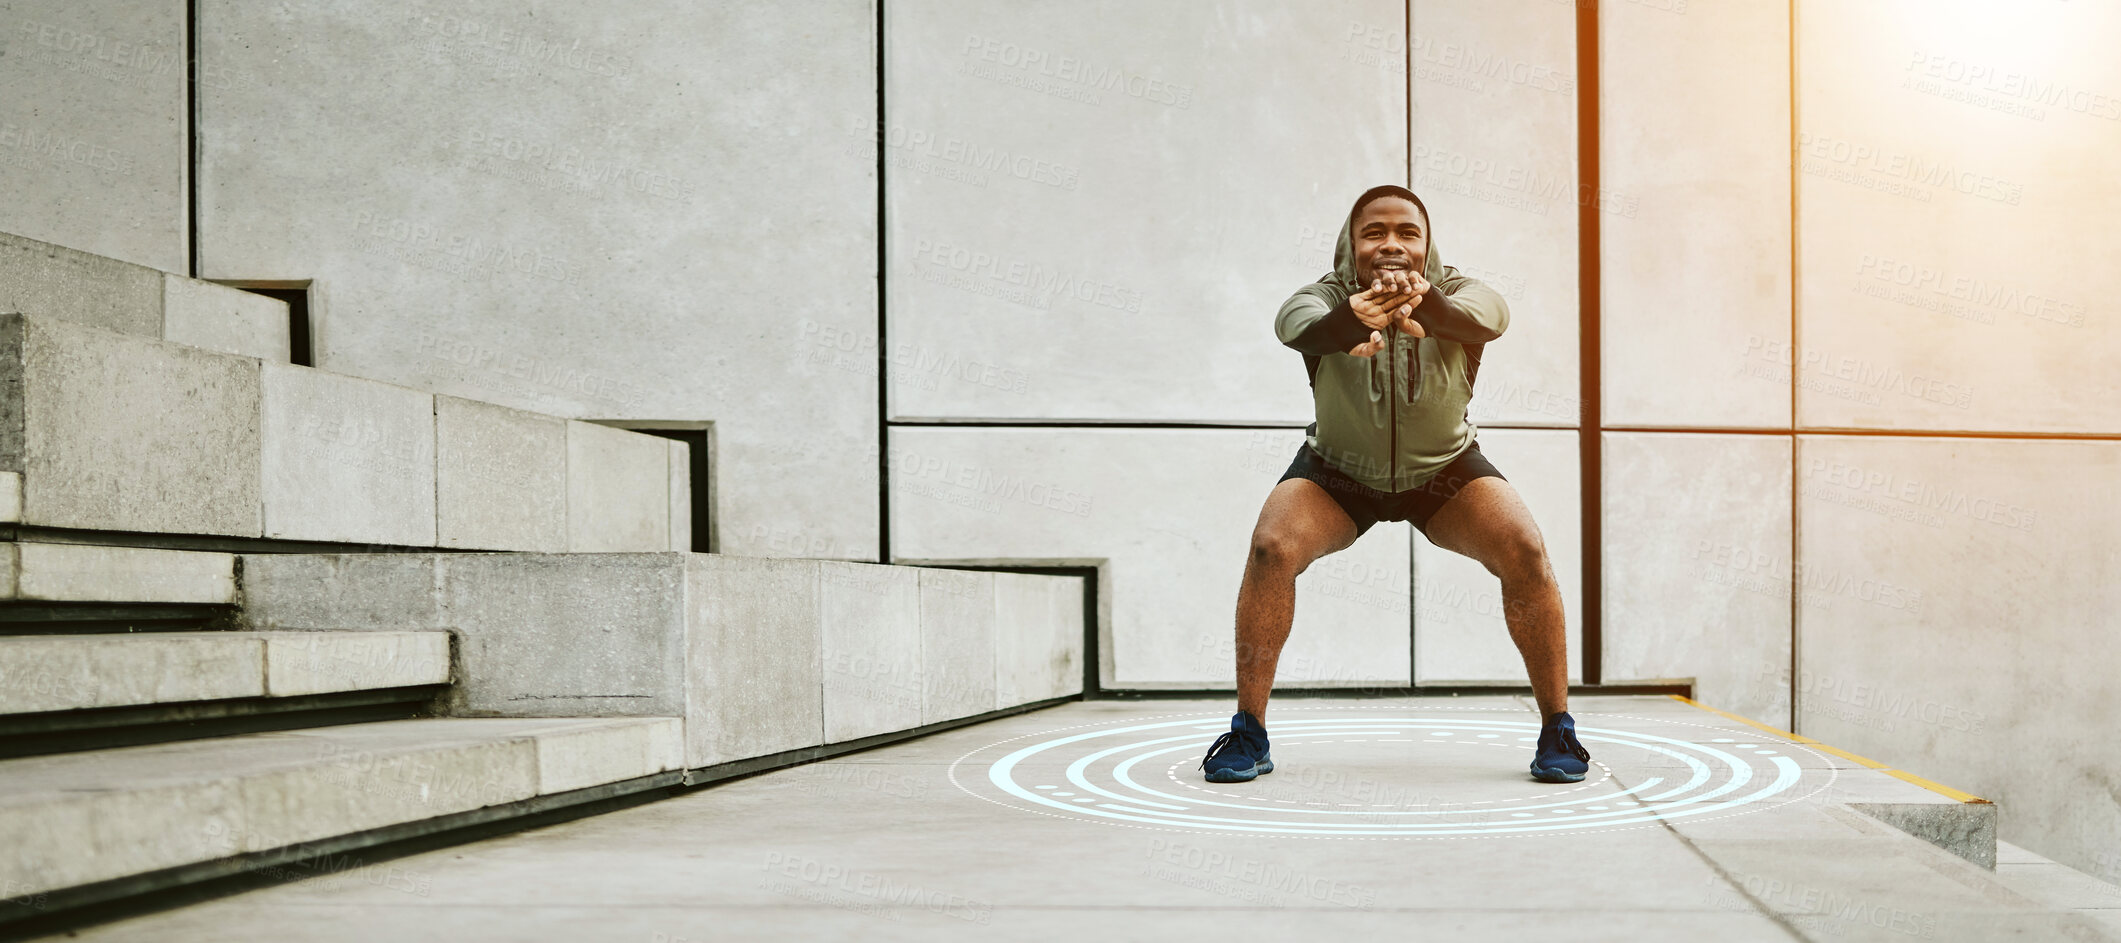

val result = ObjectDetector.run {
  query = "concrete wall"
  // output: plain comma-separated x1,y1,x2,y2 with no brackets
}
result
192,0,879,561
887,426,1410,689
0,0,188,272
884,0,1401,424
1593,0,2121,881
1413,428,1581,684
1600,0,1789,428
1601,432,1791,726
1782,0,2121,879
1412,0,1579,428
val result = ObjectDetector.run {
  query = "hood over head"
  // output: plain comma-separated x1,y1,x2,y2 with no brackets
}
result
1321,184,1450,303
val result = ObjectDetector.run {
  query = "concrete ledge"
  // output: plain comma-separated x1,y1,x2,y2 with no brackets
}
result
261,631,451,698
686,554,823,768
666,439,691,552
435,395,567,552
3,314,263,536
0,312,682,548
1851,801,1999,870
1672,695,1998,869
919,567,997,725
996,571,1085,709
0,232,161,339
260,363,437,545
0,631,449,715
0,543,234,605
0,232,290,361
504,717,684,794
240,553,1085,769
821,562,922,742
0,471,19,524
565,422,669,552
0,633,261,716
0,716,683,898
160,274,290,362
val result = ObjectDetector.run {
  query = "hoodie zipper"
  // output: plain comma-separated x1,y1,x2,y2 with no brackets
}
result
1387,334,1397,486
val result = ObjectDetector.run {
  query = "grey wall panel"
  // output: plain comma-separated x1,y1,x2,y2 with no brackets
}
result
1602,432,1792,727
883,0,1404,423
1412,0,1580,428
0,0,187,271
1795,0,2121,433
888,426,1410,689
1797,434,2118,878
1601,0,1791,429
1412,428,1580,684
195,1,879,559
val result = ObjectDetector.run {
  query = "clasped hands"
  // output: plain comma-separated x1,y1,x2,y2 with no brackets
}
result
1347,269,1428,358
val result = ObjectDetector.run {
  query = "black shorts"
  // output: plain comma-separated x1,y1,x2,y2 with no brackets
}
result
1277,441,1506,539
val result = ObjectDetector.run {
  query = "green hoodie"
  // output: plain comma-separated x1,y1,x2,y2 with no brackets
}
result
1273,189,1510,492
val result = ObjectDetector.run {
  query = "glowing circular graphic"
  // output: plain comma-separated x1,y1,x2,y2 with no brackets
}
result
948,707,1836,839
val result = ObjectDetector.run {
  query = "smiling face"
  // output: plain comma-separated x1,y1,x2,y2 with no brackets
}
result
1353,196,1427,285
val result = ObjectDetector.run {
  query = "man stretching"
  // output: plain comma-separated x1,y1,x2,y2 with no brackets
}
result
1200,184,1589,785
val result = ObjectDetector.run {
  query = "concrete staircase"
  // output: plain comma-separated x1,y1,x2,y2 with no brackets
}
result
0,232,1088,935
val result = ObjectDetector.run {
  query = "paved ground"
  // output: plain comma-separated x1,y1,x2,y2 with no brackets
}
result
47,696,2121,941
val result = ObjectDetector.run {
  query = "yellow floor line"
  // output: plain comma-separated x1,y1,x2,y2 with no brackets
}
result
1668,694,1989,805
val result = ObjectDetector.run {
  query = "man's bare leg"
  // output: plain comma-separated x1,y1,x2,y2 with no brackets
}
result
1420,477,1569,718
1235,478,1361,721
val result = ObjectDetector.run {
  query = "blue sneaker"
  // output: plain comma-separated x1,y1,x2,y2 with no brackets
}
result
1530,711,1591,783
1200,711,1274,783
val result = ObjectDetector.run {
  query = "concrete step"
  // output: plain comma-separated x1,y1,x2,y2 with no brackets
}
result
0,312,687,550
0,631,449,716
0,542,235,607
0,230,290,363
0,716,682,899
238,552,1087,771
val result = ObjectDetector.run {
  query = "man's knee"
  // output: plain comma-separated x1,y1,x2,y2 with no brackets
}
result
1486,530,1552,583
1249,528,1319,575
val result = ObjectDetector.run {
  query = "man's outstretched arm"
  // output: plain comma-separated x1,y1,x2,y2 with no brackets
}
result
1276,291,1374,355
1407,267,1509,344
1276,277,1423,356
